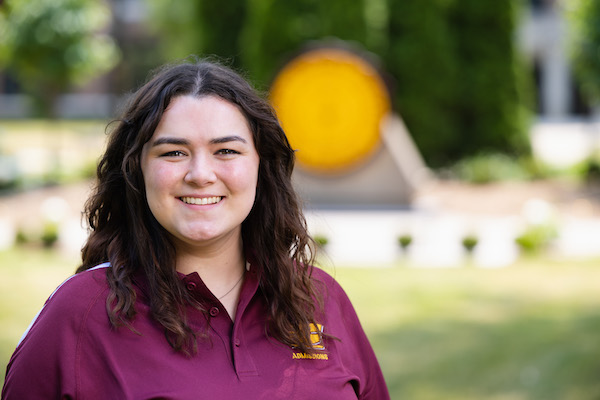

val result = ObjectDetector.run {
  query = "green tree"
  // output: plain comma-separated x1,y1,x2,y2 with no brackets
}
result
148,0,247,72
386,0,460,167
569,0,600,105
386,0,530,167
240,0,371,86
149,0,374,88
145,0,531,167
451,0,531,155
0,0,120,117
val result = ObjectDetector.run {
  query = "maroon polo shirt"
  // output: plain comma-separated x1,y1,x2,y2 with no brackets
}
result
2,261,389,399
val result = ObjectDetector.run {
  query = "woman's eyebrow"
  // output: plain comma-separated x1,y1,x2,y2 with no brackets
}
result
210,135,248,145
150,137,190,147
150,135,248,147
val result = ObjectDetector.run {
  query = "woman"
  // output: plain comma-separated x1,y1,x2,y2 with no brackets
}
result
2,59,389,399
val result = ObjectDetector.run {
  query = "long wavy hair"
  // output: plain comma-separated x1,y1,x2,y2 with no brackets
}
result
78,59,320,354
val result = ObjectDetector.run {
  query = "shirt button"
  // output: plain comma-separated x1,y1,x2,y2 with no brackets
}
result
234,338,241,347
209,307,219,317
186,282,197,291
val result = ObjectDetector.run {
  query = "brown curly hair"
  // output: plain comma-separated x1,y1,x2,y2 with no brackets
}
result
78,58,321,354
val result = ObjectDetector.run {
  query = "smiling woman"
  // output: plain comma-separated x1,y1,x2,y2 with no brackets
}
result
1,59,389,400
140,96,260,286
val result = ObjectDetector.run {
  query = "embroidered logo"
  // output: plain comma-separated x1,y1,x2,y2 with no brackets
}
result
309,323,325,350
292,352,329,360
292,323,328,360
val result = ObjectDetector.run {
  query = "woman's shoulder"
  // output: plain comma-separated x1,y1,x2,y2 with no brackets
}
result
310,266,352,305
3,263,113,398
48,263,112,304
310,266,343,289
18,263,112,344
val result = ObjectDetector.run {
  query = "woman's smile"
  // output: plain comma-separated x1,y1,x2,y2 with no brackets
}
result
179,196,223,206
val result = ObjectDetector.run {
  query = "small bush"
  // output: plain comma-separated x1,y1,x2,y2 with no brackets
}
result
398,234,413,250
41,222,59,248
15,229,28,245
313,234,329,248
462,235,478,253
582,158,600,184
515,224,557,255
452,153,531,183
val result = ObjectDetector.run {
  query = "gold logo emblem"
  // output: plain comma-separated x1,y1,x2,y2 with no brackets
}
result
309,323,325,350
291,323,328,360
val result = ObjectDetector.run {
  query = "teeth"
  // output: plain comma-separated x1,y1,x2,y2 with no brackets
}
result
180,196,221,205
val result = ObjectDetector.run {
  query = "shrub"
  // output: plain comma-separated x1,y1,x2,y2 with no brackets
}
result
515,224,557,255
582,157,600,184
41,222,59,248
462,235,479,253
397,234,413,250
451,153,531,183
313,234,329,248
15,228,28,245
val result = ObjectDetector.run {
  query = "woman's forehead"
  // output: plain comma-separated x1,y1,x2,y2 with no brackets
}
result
147,95,255,144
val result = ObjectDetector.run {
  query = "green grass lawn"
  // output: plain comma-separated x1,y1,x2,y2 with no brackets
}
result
0,247,78,388
330,259,600,400
2,247,600,399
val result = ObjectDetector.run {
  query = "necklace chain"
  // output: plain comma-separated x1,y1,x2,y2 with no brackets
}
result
217,271,245,300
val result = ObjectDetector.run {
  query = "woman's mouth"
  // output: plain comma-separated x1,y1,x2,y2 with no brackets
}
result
180,196,222,205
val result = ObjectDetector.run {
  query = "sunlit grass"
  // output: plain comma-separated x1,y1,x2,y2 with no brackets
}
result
331,258,600,399
2,246,600,399
0,246,78,387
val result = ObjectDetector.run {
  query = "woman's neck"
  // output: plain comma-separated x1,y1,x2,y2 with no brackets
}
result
174,235,246,307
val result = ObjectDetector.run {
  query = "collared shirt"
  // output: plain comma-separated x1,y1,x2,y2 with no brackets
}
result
2,261,389,399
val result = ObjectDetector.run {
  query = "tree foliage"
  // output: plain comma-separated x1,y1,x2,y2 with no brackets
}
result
569,0,600,105
0,0,120,117
240,0,371,87
149,0,532,166
386,0,459,166
386,0,531,166
147,0,247,75
447,0,530,163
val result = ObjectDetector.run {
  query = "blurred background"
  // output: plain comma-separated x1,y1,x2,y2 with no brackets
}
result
2,0,600,398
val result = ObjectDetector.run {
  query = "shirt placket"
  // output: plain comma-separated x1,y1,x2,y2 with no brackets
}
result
182,267,260,380
230,265,260,380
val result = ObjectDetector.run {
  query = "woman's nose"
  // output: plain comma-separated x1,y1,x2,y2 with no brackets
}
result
183,155,217,186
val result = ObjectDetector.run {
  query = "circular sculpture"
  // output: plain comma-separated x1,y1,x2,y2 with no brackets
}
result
270,47,391,174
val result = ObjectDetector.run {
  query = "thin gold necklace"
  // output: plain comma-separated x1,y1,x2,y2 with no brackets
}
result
217,270,245,300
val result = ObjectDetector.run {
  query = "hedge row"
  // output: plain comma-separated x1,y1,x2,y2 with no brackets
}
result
150,0,531,167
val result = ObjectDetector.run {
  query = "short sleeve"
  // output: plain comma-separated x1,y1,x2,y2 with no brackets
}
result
2,267,110,400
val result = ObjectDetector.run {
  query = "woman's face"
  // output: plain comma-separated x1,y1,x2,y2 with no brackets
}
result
141,95,260,252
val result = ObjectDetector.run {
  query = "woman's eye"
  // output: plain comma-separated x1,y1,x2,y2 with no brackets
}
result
161,150,186,157
216,149,240,155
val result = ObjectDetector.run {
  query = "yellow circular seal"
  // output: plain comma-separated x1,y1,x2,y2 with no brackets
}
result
270,47,391,174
